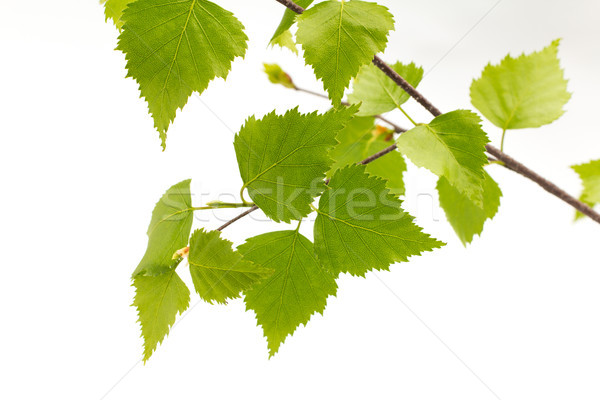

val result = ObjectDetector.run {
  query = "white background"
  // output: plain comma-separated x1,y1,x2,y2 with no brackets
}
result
1,0,599,399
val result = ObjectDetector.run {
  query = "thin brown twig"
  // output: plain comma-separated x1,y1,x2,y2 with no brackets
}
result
375,51,600,222
373,55,600,222
219,139,399,230
275,0,600,225
221,0,599,229
217,206,259,231
360,144,398,165
372,55,600,222
274,0,305,14
372,56,443,117
377,115,406,134
294,86,406,133
294,75,600,224
486,146,600,223
296,85,505,167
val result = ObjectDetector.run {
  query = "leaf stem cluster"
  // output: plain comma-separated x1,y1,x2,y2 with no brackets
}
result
216,0,600,227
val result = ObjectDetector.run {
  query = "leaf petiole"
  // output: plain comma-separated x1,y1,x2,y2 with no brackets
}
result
487,160,505,167
500,128,508,152
398,105,418,126
192,202,255,211
240,186,251,205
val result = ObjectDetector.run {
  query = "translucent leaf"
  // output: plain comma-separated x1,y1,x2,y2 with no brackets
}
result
239,229,337,357
314,164,444,277
437,171,502,245
101,0,133,30
572,160,600,220
117,0,248,148
348,62,423,116
134,180,194,277
234,106,358,223
269,0,315,52
296,0,395,105
269,30,298,54
470,39,570,130
188,229,272,304
133,267,190,362
328,116,406,195
396,110,489,207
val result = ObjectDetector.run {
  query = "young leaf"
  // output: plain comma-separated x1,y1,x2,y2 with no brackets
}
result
296,0,395,105
234,106,358,223
134,180,194,277
470,39,570,130
269,0,315,53
328,117,406,195
314,164,444,277
133,267,191,362
117,0,248,148
263,63,295,89
101,0,133,30
188,229,272,304
437,171,502,245
348,62,424,116
273,30,298,54
239,230,337,357
396,110,489,207
572,160,600,219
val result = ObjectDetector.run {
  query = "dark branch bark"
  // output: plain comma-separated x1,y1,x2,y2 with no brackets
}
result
372,56,443,117
377,115,406,133
274,0,305,13
219,0,599,230
217,206,259,231
360,144,398,165
274,0,600,225
220,141,402,230
486,145,600,224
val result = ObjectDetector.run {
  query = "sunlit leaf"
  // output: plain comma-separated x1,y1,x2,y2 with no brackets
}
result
315,164,444,277
239,230,337,357
471,39,570,130
296,0,394,105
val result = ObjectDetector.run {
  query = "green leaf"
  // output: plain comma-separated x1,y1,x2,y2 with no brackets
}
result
470,39,570,130
572,160,600,203
133,266,190,362
117,0,248,148
328,116,406,195
269,0,315,52
101,0,133,30
269,29,298,54
572,160,600,220
239,229,337,357
134,179,194,277
296,0,395,105
437,171,502,245
188,229,272,304
315,164,444,277
348,61,423,116
396,110,489,207
263,63,295,89
234,106,358,223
